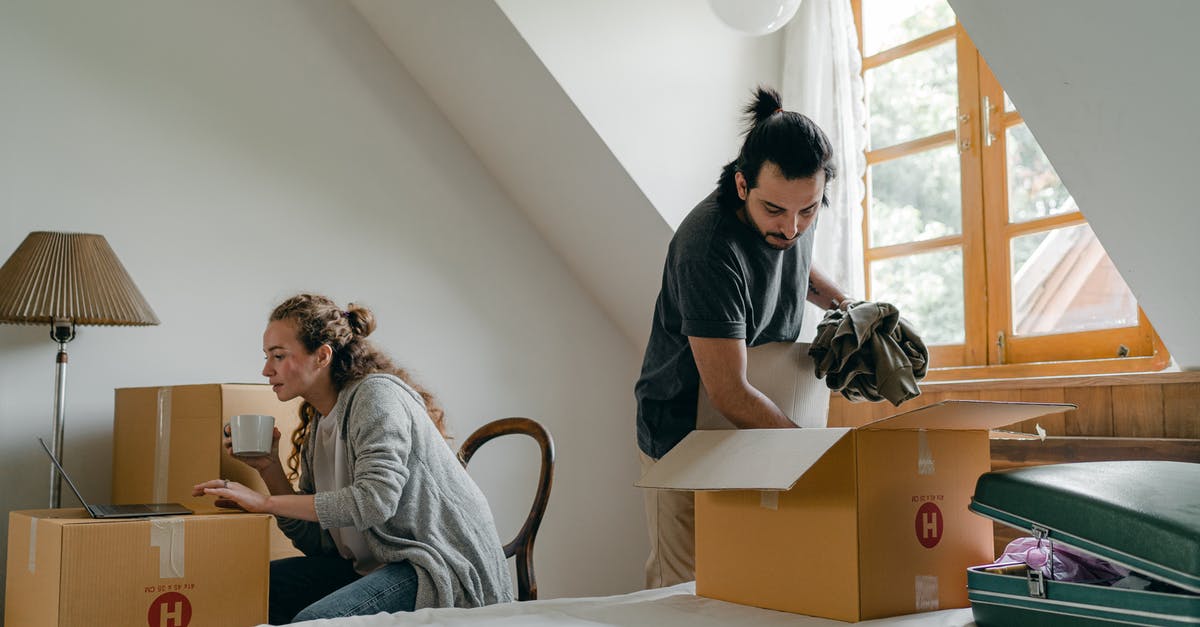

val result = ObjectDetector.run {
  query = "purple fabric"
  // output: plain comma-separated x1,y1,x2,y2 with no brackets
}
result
995,537,1129,584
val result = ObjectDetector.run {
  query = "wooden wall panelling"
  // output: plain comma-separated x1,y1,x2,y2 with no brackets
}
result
826,393,846,427
1111,384,1165,437
1062,386,1114,436
911,391,946,410
942,390,981,402
829,397,871,428
1163,382,1200,439
976,389,1020,432
976,390,1018,403
869,398,898,422
829,395,925,427
1018,388,1067,435
989,437,1200,470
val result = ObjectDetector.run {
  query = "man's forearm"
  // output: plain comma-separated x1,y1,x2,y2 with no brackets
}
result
807,266,850,310
691,336,797,430
713,383,797,429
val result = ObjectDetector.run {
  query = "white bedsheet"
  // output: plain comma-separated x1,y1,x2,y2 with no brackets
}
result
288,583,977,626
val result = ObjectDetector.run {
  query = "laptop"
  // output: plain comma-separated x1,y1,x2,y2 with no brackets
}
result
38,437,192,518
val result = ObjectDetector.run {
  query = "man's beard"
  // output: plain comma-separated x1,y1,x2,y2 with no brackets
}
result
749,216,799,250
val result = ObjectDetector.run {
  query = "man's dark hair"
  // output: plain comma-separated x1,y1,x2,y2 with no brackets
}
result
716,86,836,210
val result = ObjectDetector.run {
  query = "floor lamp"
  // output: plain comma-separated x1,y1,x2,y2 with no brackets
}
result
0,232,159,507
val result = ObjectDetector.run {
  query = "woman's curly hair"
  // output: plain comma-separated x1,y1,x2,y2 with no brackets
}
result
271,294,448,482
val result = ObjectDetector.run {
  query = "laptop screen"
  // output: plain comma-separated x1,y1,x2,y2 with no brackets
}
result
38,437,93,510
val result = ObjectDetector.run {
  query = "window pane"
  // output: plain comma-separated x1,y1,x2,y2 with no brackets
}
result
866,40,957,149
862,0,955,57
868,146,961,247
870,248,964,345
1003,92,1015,112
1010,224,1139,336
1007,123,1076,223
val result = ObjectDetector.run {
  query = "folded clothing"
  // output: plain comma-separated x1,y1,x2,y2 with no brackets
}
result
808,301,929,406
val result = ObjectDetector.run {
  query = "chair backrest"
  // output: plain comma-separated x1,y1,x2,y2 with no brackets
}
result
458,417,555,601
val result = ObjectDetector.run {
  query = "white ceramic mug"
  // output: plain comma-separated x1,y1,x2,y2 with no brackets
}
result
229,414,275,457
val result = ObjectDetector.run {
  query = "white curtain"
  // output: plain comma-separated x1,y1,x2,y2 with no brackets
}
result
783,0,867,319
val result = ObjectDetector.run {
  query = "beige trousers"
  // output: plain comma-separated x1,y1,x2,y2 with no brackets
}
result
639,450,695,588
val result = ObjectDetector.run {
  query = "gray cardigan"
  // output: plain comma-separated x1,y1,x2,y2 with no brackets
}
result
276,374,513,609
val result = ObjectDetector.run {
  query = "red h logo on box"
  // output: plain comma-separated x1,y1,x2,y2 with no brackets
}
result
915,502,943,548
147,592,192,627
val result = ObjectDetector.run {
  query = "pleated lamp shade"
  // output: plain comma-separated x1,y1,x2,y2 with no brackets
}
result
0,231,159,326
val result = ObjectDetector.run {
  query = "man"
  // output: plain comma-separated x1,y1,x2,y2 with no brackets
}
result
635,86,852,588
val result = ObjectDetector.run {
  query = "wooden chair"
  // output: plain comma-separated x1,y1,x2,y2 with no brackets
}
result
458,417,555,601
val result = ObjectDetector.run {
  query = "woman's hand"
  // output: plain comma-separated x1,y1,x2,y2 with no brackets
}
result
191,479,271,513
223,423,284,472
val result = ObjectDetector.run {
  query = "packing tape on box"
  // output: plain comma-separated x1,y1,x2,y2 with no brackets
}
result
28,516,37,573
917,429,935,475
915,575,939,610
150,518,186,579
154,388,173,503
759,490,779,510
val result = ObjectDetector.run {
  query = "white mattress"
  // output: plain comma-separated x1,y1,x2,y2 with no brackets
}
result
287,582,976,626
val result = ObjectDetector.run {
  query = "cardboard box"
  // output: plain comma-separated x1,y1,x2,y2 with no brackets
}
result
113,383,304,560
637,400,1074,622
5,509,269,627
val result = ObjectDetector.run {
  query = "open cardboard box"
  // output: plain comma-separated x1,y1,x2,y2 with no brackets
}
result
638,399,1074,622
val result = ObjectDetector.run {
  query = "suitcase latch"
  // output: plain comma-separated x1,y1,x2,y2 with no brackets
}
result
1026,524,1051,598
1026,568,1046,598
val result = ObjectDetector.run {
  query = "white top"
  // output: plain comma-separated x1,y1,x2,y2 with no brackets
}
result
315,411,383,575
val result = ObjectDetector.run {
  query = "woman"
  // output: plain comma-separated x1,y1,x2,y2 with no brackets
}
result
194,294,512,624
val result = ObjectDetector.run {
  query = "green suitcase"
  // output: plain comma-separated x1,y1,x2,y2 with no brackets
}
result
967,461,1200,626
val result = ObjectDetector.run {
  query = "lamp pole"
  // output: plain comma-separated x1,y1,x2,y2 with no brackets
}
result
49,318,74,508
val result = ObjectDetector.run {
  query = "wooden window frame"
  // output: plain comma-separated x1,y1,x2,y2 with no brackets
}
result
851,0,1169,380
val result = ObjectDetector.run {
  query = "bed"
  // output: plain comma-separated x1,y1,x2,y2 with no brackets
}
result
290,582,976,626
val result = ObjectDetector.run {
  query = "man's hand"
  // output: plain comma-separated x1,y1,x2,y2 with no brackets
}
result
690,337,796,429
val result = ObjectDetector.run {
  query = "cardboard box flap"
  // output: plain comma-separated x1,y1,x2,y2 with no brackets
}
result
636,428,852,491
859,400,1075,431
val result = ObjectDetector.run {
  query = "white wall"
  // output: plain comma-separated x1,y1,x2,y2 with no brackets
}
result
950,0,1200,370
352,0,674,352
496,0,786,230
0,0,646,615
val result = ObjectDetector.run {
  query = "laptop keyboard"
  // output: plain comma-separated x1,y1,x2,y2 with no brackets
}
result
91,504,157,515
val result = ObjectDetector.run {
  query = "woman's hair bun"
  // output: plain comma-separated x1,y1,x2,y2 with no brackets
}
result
345,303,376,338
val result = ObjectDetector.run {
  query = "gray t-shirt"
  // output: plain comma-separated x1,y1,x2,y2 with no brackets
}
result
635,189,815,459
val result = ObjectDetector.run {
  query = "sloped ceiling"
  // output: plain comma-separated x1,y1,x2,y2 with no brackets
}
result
351,0,671,350
951,0,1200,370
493,0,785,231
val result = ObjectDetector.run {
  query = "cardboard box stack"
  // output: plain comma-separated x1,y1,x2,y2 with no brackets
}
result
5,509,270,626
112,383,304,560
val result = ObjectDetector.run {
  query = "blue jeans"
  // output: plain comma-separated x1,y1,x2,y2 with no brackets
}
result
269,556,419,624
